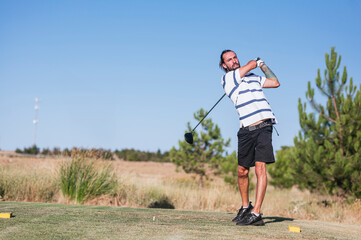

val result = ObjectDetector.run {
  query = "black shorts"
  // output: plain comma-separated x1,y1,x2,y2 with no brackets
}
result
237,125,275,168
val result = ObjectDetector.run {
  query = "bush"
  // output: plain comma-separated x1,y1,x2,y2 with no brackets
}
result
59,151,117,203
41,148,51,155
15,145,40,155
53,147,62,155
15,148,22,154
268,146,296,189
148,196,175,209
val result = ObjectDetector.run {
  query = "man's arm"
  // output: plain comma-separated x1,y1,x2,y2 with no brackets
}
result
259,63,280,88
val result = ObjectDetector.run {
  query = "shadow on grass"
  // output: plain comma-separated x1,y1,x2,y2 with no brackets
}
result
263,216,294,224
147,196,175,209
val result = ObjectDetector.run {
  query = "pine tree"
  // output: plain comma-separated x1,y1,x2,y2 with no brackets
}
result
291,47,361,198
170,108,230,188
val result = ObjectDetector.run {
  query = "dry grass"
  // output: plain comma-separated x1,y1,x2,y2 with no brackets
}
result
0,151,360,225
0,155,60,202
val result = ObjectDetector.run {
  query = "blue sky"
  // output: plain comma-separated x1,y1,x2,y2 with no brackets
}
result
1,0,360,154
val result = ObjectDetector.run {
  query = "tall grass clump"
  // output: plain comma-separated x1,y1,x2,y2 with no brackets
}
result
0,165,58,202
60,150,117,203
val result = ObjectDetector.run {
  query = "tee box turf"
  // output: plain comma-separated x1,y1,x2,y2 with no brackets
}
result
0,213,12,218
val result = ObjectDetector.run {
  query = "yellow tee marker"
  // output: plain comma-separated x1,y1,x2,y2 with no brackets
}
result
0,213,12,218
289,225,301,232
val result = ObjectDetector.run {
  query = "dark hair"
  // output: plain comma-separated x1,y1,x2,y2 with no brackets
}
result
219,49,233,72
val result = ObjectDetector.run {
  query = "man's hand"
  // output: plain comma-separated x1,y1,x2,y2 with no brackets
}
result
247,59,258,69
238,60,257,78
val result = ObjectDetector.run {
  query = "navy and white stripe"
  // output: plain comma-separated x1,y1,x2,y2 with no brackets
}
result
221,70,277,127
236,98,268,109
239,109,273,120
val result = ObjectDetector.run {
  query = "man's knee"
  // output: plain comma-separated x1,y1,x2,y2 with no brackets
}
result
238,166,249,178
255,162,267,177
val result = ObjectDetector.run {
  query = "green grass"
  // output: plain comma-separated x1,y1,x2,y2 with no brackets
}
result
1,202,360,240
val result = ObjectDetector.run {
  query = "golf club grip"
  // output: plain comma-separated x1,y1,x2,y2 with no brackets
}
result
192,93,227,132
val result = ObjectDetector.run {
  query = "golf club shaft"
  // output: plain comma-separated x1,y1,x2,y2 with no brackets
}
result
192,93,226,132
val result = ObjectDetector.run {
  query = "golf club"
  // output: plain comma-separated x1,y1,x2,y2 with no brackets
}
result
184,93,227,144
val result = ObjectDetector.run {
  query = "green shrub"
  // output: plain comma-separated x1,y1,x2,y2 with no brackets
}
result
148,196,175,209
15,148,22,154
60,153,117,203
268,146,296,189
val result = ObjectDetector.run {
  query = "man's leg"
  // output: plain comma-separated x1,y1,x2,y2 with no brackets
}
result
237,127,272,226
253,162,267,214
232,165,253,222
237,165,250,207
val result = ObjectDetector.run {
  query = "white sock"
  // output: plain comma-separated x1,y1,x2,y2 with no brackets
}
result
242,203,250,208
252,212,260,216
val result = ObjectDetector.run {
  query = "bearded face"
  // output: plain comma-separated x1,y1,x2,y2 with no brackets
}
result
222,51,240,72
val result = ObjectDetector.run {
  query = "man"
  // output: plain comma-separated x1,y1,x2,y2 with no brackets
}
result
220,50,280,226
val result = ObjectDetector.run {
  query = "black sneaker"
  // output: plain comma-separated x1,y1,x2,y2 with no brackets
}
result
236,212,264,226
231,202,253,222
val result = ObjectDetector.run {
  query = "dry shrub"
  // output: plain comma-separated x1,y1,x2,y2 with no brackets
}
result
0,165,58,202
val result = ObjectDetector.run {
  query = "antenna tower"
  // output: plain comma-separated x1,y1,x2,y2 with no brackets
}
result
33,98,40,145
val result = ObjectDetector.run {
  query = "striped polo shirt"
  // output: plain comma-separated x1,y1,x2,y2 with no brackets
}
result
221,69,277,127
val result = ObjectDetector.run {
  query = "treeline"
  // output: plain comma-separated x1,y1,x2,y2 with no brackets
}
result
114,149,169,162
15,145,114,160
15,145,169,162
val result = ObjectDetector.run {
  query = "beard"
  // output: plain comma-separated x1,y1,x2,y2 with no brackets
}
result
226,62,240,72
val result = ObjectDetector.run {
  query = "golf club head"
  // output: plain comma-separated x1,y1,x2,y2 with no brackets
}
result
184,132,194,144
